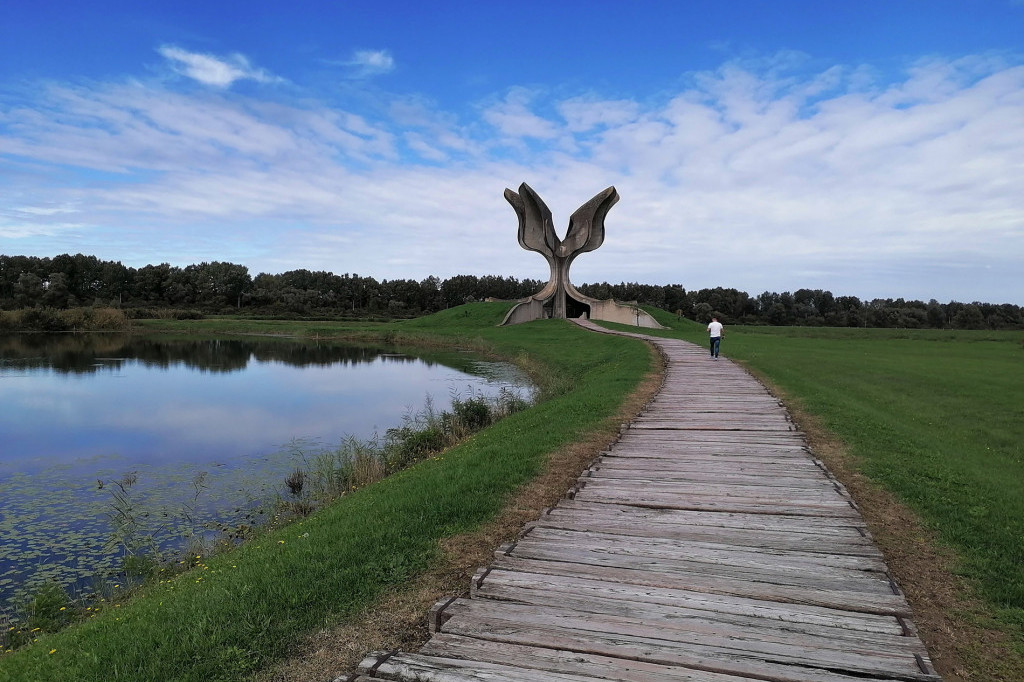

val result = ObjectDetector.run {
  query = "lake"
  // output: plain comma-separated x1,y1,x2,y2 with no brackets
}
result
0,333,533,607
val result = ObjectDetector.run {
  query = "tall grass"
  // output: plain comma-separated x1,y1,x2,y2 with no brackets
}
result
286,389,531,506
0,307,133,332
0,305,653,681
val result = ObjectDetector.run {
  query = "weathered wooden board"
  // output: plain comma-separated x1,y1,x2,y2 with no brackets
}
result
577,477,844,498
528,516,881,557
436,599,933,679
516,526,889,573
474,568,906,634
586,467,828,484
468,586,922,654
535,500,876,548
357,650,600,681
575,489,863,517
381,643,762,682
549,497,865,527
433,610,931,682
498,540,895,597
487,555,912,616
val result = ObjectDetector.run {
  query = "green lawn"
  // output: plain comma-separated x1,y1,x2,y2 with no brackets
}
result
0,304,654,682
730,328,1023,618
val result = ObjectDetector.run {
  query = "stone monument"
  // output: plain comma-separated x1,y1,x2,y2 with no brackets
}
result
500,183,664,328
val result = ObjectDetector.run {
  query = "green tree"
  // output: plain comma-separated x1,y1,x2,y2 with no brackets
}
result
953,303,985,329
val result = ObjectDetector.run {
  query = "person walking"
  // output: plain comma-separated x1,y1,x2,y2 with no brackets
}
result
707,316,724,359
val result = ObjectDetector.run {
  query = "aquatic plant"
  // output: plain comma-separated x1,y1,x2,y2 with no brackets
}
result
282,388,533,516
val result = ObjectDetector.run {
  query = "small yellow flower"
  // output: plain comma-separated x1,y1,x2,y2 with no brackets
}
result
278,540,285,544
59,607,66,611
49,649,57,655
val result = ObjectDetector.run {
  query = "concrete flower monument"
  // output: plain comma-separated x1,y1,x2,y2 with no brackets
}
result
500,183,664,328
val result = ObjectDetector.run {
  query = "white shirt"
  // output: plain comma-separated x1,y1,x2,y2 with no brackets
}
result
707,321,723,338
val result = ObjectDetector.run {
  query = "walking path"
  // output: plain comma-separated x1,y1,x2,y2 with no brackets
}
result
350,321,941,681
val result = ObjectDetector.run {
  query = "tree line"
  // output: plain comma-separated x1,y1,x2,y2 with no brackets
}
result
1,253,1021,329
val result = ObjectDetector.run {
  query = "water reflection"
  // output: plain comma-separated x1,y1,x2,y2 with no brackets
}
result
0,334,533,607
0,333,421,374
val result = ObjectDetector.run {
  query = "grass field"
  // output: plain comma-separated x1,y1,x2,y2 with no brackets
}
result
628,309,1024,661
0,304,654,682
4,304,1021,680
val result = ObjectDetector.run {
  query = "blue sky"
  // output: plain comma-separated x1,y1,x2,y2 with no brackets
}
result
2,1,1023,303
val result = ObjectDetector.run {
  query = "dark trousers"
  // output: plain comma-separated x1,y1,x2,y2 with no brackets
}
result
710,336,721,357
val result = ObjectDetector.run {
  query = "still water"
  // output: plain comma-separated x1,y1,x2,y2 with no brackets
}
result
0,333,533,606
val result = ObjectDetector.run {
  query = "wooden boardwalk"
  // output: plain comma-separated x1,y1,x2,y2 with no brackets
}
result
351,321,941,682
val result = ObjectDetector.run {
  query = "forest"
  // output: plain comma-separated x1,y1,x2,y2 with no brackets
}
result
1,253,1021,329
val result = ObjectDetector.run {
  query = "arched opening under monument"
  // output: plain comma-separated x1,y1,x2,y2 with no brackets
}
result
565,295,591,320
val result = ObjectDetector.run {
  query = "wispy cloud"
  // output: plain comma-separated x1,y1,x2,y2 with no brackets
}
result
2,53,1023,303
482,87,561,140
339,49,396,78
157,45,278,87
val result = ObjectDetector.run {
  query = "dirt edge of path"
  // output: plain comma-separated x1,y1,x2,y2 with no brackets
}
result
254,342,667,682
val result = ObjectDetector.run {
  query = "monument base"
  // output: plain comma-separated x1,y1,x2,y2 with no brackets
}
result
499,293,665,328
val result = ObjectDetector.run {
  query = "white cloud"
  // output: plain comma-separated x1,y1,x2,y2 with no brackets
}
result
341,49,395,78
2,54,1023,303
158,45,278,87
558,97,640,132
482,88,561,140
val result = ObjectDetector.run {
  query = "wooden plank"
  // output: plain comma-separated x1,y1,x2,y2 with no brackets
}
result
607,445,810,455
470,584,923,652
503,536,894,596
619,430,805,440
437,603,937,682
585,468,831,486
419,635,804,682
549,499,868,533
517,527,889,573
529,515,881,557
490,555,912,616
577,478,845,499
590,458,823,472
441,598,931,675
475,568,905,634
536,501,872,544
601,450,814,462
576,488,863,518
364,651,600,681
